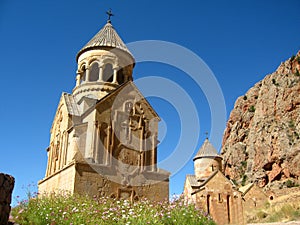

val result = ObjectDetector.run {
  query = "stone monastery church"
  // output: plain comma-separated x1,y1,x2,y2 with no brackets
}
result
38,17,170,202
184,138,267,225
38,14,267,225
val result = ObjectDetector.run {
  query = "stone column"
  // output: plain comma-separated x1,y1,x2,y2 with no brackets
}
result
112,67,118,84
48,144,54,175
105,125,111,165
98,65,104,82
151,133,157,171
71,134,79,161
58,134,67,170
45,147,51,177
85,67,90,82
92,121,98,163
65,133,70,165
140,124,145,172
0,173,14,225
85,120,97,163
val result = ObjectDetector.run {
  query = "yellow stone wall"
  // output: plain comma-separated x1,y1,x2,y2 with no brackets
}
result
194,172,245,225
72,162,169,202
194,157,222,179
38,162,76,195
243,185,268,213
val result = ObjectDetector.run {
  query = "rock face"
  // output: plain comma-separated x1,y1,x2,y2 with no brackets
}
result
0,173,15,225
221,51,300,190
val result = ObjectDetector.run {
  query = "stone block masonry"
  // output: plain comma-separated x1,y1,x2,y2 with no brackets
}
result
0,173,15,225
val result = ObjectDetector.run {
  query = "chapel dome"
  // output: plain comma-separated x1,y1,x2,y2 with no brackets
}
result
193,138,222,161
76,21,134,63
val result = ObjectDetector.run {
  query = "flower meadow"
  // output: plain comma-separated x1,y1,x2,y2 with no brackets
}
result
11,193,216,225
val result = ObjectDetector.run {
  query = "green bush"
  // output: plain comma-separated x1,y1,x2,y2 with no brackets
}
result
241,161,247,168
11,193,216,225
285,179,298,188
290,55,296,61
241,174,248,186
256,210,268,220
248,105,255,112
288,120,295,128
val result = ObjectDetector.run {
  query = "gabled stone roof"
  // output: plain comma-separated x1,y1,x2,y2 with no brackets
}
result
76,22,134,61
239,183,254,195
193,138,221,161
63,93,80,116
81,81,160,120
186,175,200,187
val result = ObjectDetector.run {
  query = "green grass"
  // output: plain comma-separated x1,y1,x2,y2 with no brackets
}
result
267,204,300,222
248,201,300,223
11,193,216,225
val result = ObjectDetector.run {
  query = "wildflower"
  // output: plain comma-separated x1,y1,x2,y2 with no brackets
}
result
18,209,24,214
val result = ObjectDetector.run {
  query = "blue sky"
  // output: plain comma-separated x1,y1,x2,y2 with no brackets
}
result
1,0,299,205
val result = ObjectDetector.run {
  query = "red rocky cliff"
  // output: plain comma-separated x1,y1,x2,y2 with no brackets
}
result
221,51,300,190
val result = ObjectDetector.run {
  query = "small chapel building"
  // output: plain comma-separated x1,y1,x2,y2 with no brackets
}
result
38,17,169,202
183,138,245,225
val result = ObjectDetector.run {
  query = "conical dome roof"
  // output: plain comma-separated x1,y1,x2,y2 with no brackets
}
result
76,22,134,61
193,139,221,161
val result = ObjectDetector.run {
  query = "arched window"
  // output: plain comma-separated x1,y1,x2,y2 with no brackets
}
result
207,195,210,214
117,68,125,84
89,62,99,82
80,65,86,84
103,63,113,82
227,195,231,223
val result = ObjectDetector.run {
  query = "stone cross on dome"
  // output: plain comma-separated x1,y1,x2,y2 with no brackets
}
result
106,9,114,23
205,131,209,139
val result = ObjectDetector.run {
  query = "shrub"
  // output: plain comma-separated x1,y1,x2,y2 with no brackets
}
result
256,210,268,220
241,174,248,186
231,179,238,186
241,161,247,168
248,105,255,112
285,179,295,188
288,120,295,128
290,55,295,61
